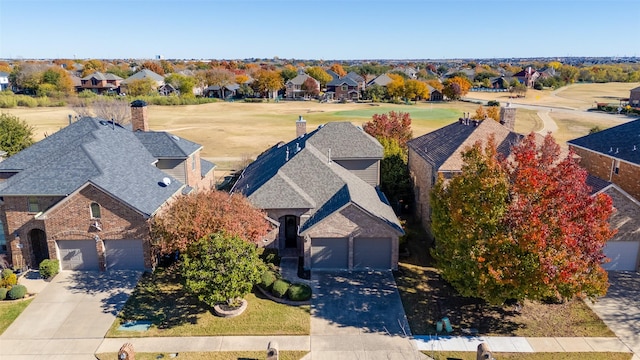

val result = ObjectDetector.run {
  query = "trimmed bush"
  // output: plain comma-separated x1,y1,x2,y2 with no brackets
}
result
287,283,312,301
271,279,291,298
7,284,27,300
39,259,60,279
0,287,8,300
487,100,500,107
259,248,280,266
1,269,17,287
260,271,278,290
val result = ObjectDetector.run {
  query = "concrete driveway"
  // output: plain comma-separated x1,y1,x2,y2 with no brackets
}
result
311,271,428,360
587,271,640,359
0,270,141,360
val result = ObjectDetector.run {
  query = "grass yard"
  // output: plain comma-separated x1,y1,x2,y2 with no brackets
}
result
107,267,310,338
95,351,309,360
0,298,33,335
395,219,614,337
424,352,632,360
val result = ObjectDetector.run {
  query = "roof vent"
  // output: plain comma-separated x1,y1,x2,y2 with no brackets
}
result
615,148,619,154
161,177,171,186
633,145,637,151
171,135,180,141
609,147,613,153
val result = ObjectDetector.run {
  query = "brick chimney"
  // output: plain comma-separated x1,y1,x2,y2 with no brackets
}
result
130,100,149,132
296,115,306,138
499,106,517,131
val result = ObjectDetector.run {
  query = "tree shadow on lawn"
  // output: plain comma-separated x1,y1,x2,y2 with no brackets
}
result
115,267,208,329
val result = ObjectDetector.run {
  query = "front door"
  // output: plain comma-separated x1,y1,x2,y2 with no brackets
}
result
284,216,297,248
29,229,49,266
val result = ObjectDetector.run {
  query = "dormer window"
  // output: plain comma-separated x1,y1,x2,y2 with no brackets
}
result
90,202,101,219
28,197,39,213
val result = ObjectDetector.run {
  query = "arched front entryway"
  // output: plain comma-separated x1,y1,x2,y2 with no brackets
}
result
29,229,49,266
284,215,298,248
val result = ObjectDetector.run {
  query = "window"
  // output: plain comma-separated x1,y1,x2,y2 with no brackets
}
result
90,202,101,219
28,197,39,213
191,154,196,171
341,85,348,91
0,221,5,252
614,159,620,175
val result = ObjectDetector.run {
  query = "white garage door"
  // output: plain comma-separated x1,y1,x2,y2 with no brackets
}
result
105,240,145,270
354,237,392,270
57,240,99,270
311,238,348,269
603,241,640,271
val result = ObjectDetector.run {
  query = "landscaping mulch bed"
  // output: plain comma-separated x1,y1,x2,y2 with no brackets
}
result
395,218,614,337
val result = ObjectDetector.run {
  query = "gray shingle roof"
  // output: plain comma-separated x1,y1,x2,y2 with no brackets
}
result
345,71,364,83
134,131,202,158
367,74,393,87
200,159,216,177
232,122,401,234
306,122,382,159
585,174,611,195
0,118,184,217
328,76,358,87
287,74,314,86
81,72,123,81
568,118,640,165
121,69,164,84
408,119,522,171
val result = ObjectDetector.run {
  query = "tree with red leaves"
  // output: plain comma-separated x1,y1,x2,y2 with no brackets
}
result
362,111,413,149
431,134,615,304
151,190,270,254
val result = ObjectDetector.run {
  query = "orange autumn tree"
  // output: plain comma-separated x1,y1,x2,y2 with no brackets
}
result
151,189,270,254
431,134,615,304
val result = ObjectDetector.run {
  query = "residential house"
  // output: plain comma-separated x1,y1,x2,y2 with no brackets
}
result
367,74,393,87
80,72,123,94
120,69,165,94
326,76,360,101
285,73,319,99
407,108,520,232
586,175,640,272
158,83,179,96
231,119,403,271
345,71,366,92
567,118,640,201
512,67,540,88
0,72,9,91
0,100,216,271
490,76,511,90
426,84,443,101
629,86,640,108
204,83,240,99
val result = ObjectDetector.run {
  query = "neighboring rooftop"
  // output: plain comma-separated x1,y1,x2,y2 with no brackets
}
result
568,118,640,165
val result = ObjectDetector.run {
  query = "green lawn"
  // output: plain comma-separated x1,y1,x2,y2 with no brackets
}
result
96,351,308,360
107,268,310,337
425,352,632,360
0,299,33,335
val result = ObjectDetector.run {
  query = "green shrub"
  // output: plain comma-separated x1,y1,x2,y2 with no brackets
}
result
17,96,38,108
0,96,17,108
287,283,312,301
0,287,8,300
260,270,278,290
78,90,97,98
39,259,60,279
0,269,17,287
7,284,27,299
487,100,500,107
271,279,291,298
244,98,264,103
259,248,280,266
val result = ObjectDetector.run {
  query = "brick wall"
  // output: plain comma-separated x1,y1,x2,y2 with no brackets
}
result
5,184,152,270
571,146,640,200
302,204,400,270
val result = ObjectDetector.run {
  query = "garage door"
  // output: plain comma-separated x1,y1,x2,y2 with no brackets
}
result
57,240,99,270
354,238,392,270
603,241,640,271
105,240,145,270
311,238,348,269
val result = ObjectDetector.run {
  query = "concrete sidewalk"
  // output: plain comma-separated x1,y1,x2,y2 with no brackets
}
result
414,335,632,354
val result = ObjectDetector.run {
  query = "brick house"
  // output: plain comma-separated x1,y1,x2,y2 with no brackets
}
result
326,76,360,101
512,67,540,88
629,86,640,108
0,101,216,271
567,118,640,202
285,73,319,99
407,108,520,232
587,175,640,272
232,118,403,271
80,72,123,94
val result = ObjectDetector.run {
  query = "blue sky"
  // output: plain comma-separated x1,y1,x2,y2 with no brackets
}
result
1,0,638,60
